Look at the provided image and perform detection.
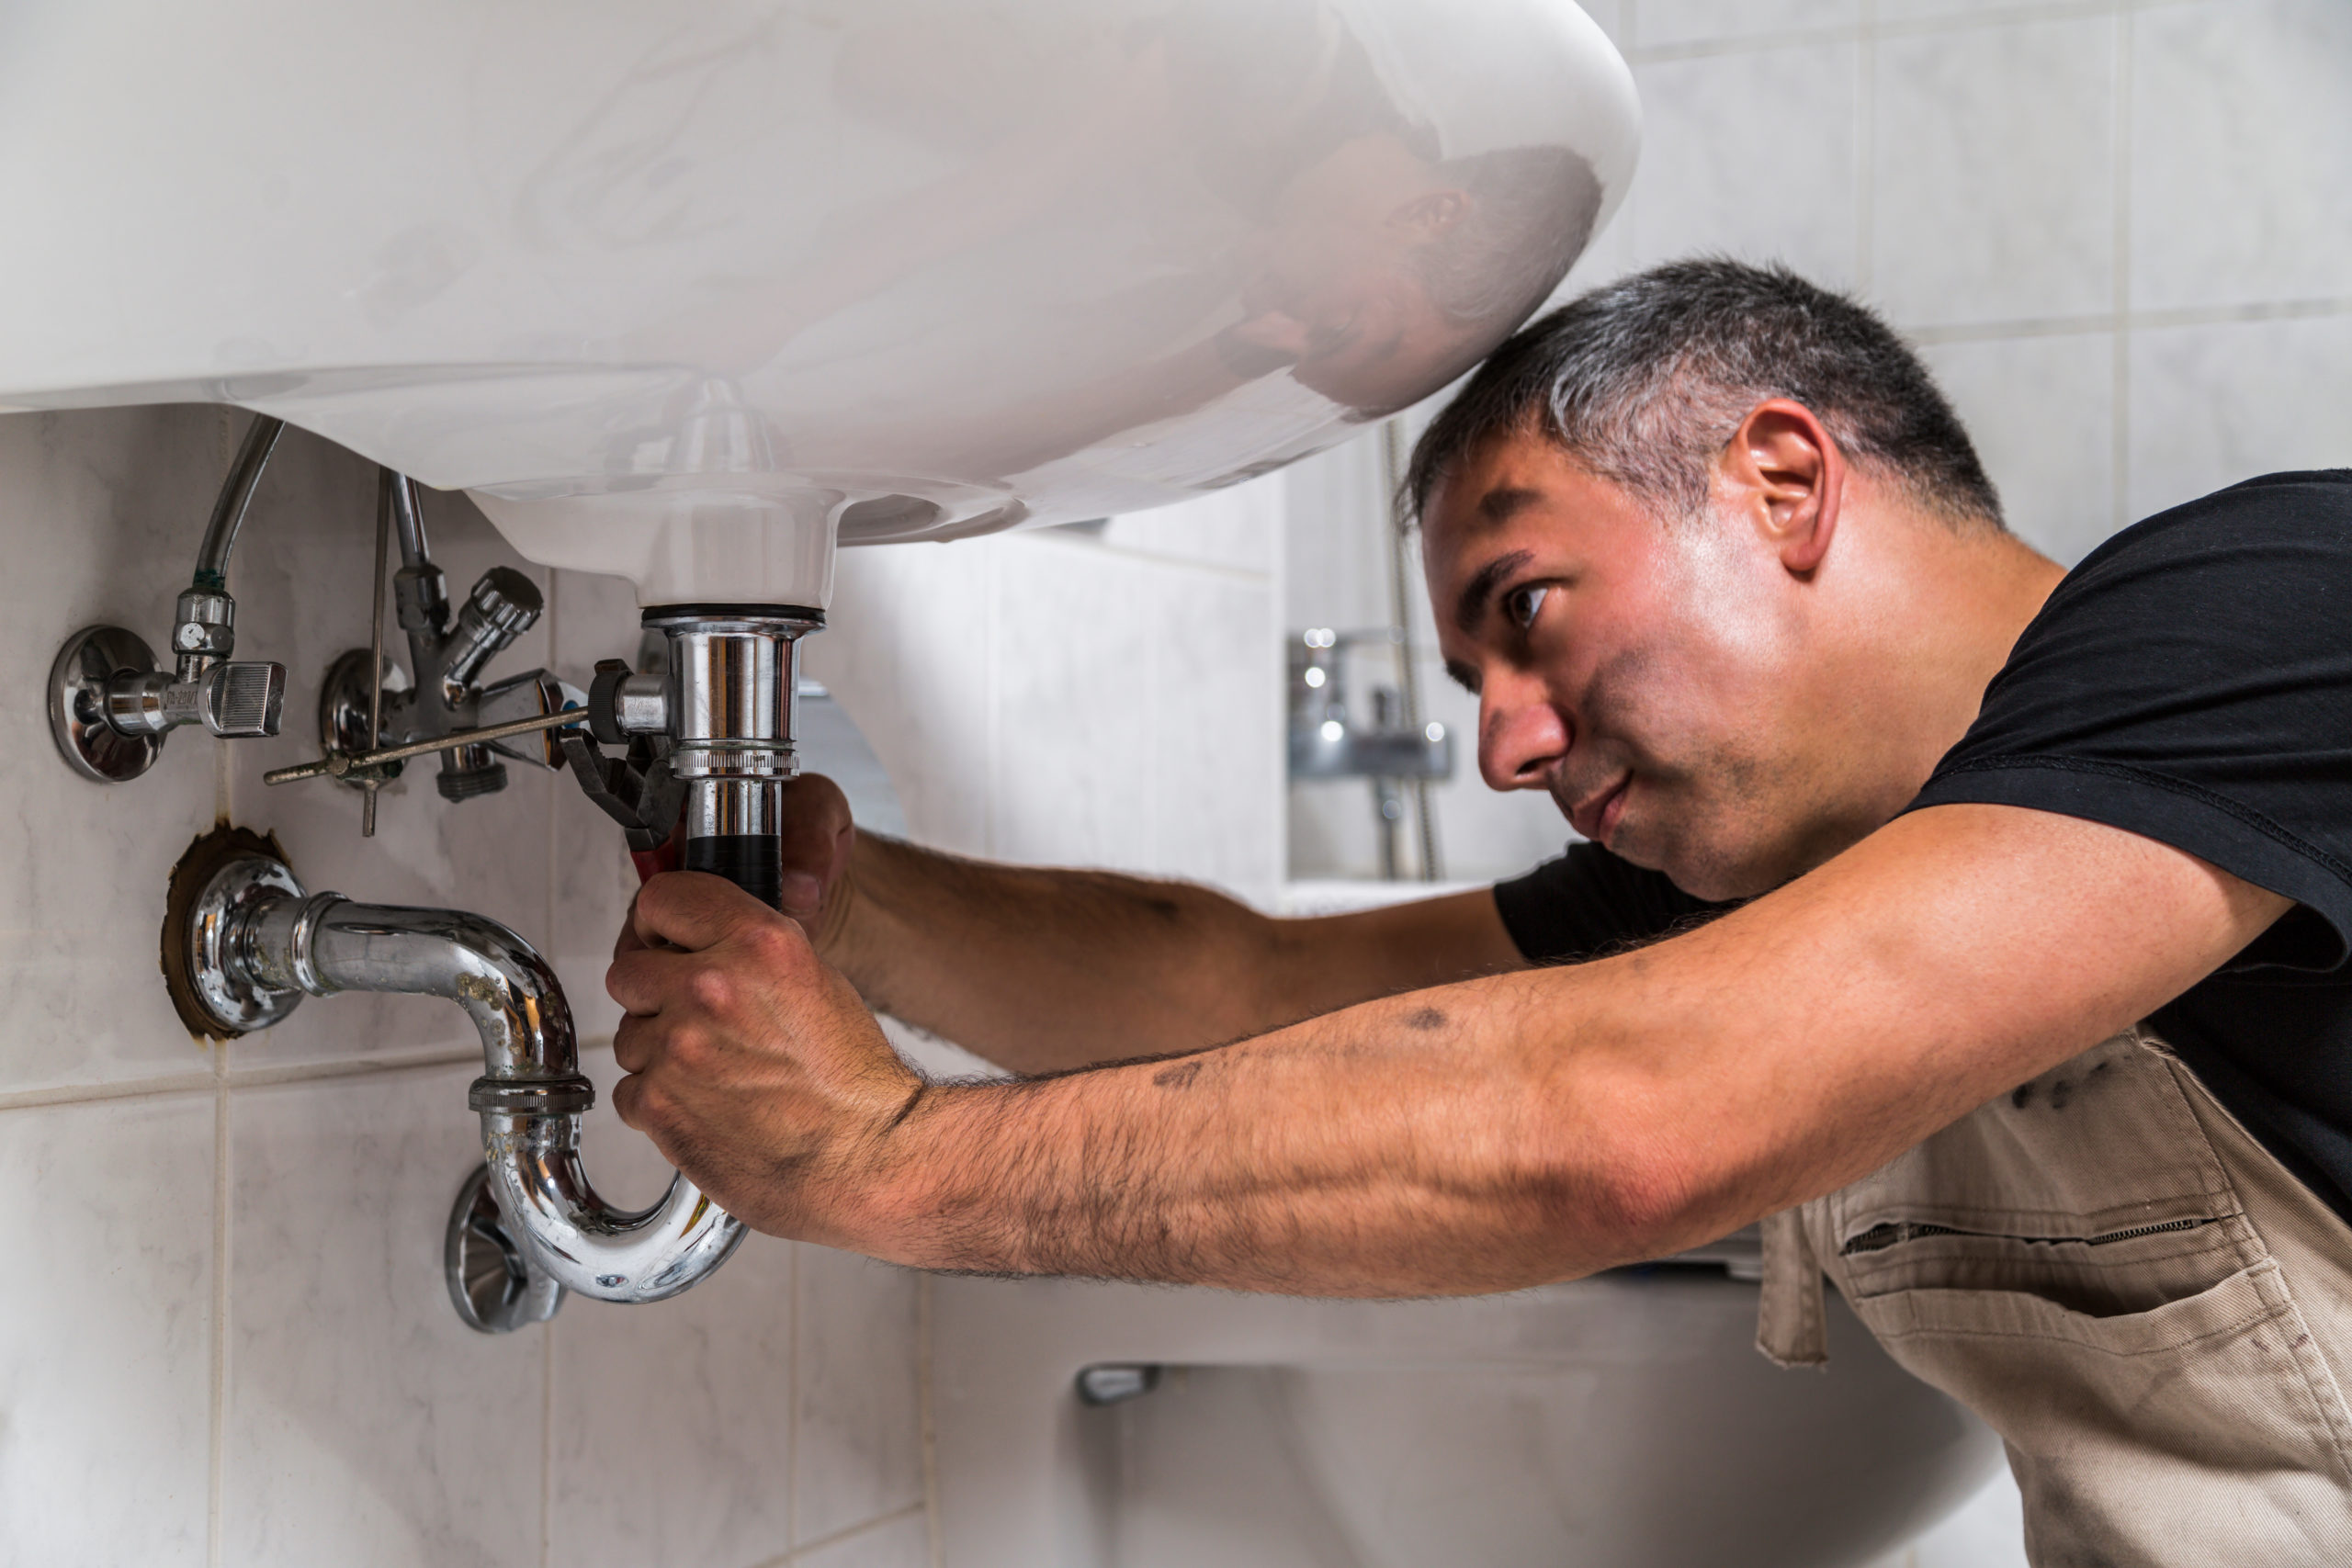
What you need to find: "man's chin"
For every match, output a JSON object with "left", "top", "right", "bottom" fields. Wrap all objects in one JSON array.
[{"left": 1617, "top": 832, "right": 1762, "bottom": 904}]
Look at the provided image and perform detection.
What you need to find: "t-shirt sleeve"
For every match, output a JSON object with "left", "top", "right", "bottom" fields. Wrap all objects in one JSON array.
[
  {"left": 1907, "top": 469, "right": 2352, "bottom": 971},
  {"left": 1493, "top": 840, "right": 1735, "bottom": 964}
]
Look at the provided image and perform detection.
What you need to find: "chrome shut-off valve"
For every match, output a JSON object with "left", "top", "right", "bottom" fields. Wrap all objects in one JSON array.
[
  {"left": 315, "top": 471, "right": 580, "bottom": 804},
  {"left": 50, "top": 413, "right": 290, "bottom": 783}
]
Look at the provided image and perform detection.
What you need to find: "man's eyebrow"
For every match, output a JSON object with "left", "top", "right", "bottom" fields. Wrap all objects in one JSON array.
[
  {"left": 1453, "top": 548, "right": 1534, "bottom": 635},
  {"left": 1444, "top": 659, "right": 1480, "bottom": 695}
]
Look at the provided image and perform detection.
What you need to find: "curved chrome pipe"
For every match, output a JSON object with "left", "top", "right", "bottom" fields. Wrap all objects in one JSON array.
[
  {"left": 193, "top": 412, "right": 284, "bottom": 590},
  {"left": 229, "top": 891, "right": 746, "bottom": 1303}
]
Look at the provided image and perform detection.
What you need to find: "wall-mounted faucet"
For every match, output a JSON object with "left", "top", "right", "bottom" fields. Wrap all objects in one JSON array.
[
  {"left": 49, "top": 413, "right": 289, "bottom": 782},
  {"left": 1287, "top": 627, "right": 1454, "bottom": 880}
]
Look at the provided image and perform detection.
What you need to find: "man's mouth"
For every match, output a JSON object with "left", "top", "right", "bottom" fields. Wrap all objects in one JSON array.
[{"left": 1567, "top": 776, "right": 1630, "bottom": 844}]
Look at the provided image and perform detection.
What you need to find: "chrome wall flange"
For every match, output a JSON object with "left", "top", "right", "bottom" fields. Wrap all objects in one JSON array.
[
  {"left": 182, "top": 852, "right": 313, "bottom": 1034},
  {"left": 446, "top": 1165, "right": 565, "bottom": 1334},
  {"left": 51, "top": 625, "right": 168, "bottom": 782}
]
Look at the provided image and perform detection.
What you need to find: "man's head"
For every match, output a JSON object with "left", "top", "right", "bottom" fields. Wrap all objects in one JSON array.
[{"left": 1411, "top": 260, "right": 2039, "bottom": 900}]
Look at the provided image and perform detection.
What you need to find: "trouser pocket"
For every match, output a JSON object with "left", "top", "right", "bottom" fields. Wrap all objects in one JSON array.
[{"left": 1849, "top": 1258, "right": 2352, "bottom": 1568}]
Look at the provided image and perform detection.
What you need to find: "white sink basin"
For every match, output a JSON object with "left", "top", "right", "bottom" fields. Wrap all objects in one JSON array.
[
  {"left": 0, "top": 0, "right": 1638, "bottom": 606},
  {"left": 933, "top": 1267, "right": 2004, "bottom": 1567}
]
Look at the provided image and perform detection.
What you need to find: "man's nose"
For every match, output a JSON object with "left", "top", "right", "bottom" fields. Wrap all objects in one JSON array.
[{"left": 1478, "top": 682, "right": 1570, "bottom": 791}]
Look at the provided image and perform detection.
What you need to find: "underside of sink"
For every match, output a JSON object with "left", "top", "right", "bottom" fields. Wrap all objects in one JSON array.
[{"left": 934, "top": 1269, "right": 2005, "bottom": 1568}]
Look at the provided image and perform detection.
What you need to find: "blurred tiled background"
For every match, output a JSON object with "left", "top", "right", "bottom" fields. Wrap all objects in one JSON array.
[{"left": 1289, "top": 0, "right": 2352, "bottom": 891}]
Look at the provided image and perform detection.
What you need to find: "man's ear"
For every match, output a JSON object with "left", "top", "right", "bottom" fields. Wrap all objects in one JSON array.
[
  {"left": 1720, "top": 400, "right": 1844, "bottom": 577},
  {"left": 1386, "top": 188, "right": 1470, "bottom": 243}
]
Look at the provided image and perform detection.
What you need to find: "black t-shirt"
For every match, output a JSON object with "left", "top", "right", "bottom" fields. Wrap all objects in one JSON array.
[{"left": 1495, "top": 470, "right": 2352, "bottom": 1227}]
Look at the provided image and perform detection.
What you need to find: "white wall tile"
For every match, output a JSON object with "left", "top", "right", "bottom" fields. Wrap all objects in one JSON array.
[
  {"left": 796, "top": 1248, "right": 926, "bottom": 1548},
  {"left": 1628, "top": 40, "right": 1860, "bottom": 289},
  {"left": 1633, "top": 0, "right": 1860, "bottom": 50},
  {"left": 986, "top": 536, "right": 1159, "bottom": 873},
  {"left": 810, "top": 541, "right": 998, "bottom": 858},
  {"left": 1283, "top": 435, "right": 1396, "bottom": 635},
  {"left": 2125, "top": 313, "right": 2352, "bottom": 524},
  {"left": 1098, "top": 480, "right": 1282, "bottom": 577},
  {"left": 1143, "top": 567, "right": 1283, "bottom": 905},
  {"left": 1918, "top": 330, "right": 2117, "bottom": 564},
  {"left": 2130, "top": 0, "right": 2352, "bottom": 313},
  {"left": 221, "top": 1064, "right": 542, "bottom": 1568},
  {"left": 0, "top": 408, "right": 234, "bottom": 1093},
  {"left": 550, "top": 1232, "right": 800, "bottom": 1568},
  {"left": 0, "top": 1094, "right": 214, "bottom": 1568},
  {"left": 1871, "top": 15, "right": 2117, "bottom": 328}
]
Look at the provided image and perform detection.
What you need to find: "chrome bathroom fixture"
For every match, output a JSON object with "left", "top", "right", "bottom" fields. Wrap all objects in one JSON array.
[
  {"left": 313, "top": 469, "right": 581, "bottom": 806},
  {"left": 1287, "top": 627, "right": 1454, "bottom": 879},
  {"left": 164, "top": 826, "right": 745, "bottom": 1332},
  {"left": 49, "top": 413, "right": 289, "bottom": 782},
  {"left": 556, "top": 605, "right": 824, "bottom": 907}
]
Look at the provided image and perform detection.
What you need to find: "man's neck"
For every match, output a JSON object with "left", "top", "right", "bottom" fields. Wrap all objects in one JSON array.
[{"left": 1872, "top": 523, "right": 2067, "bottom": 796}]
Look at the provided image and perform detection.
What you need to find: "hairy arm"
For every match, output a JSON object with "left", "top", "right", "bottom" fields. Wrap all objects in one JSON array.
[
  {"left": 777, "top": 777, "right": 1526, "bottom": 1072},
  {"left": 612, "top": 803, "right": 2288, "bottom": 1295}
]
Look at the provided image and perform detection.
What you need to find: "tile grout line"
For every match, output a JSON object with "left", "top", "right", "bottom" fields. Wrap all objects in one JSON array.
[
  {"left": 919, "top": 1273, "right": 944, "bottom": 1568},
  {"left": 2109, "top": 4, "right": 2134, "bottom": 534},
  {"left": 1901, "top": 296, "right": 2352, "bottom": 347},
  {"left": 1619, "top": 0, "right": 2132, "bottom": 65},
  {"left": 0, "top": 1043, "right": 488, "bottom": 1113},
  {"left": 746, "top": 1500, "right": 928, "bottom": 1568},
  {"left": 540, "top": 1316, "right": 556, "bottom": 1568},
  {"left": 1854, "top": 0, "right": 1876, "bottom": 296},
  {"left": 206, "top": 1072, "right": 231, "bottom": 1567},
  {"left": 1011, "top": 527, "right": 1277, "bottom": 585}
]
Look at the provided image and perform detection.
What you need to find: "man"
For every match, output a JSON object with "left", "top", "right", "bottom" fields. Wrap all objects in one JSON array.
[{"left": 606, "top": 260, "right": 2352, "bottom": 1562}]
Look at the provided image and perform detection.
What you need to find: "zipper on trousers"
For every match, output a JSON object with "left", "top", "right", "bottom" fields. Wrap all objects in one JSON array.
[{"left": 1840, "top": 1214, "right": 2222, "bottom": 1257}]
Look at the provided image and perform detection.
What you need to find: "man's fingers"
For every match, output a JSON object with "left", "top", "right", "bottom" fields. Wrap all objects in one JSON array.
[
  {"left": 605, "top": 947, "right": 687, "bottom": 1018},
  {"left": 633, "top": 870, "right": 775, "bottom": 953},
  {"left": 610, "top": 1067, "right": 646, "bottom": 1130},
  {"left": 612, "top": 1011, "right": 655, "bottom": 1074},
  {"left": 614, "top": 887, "right": 649, "bottom": 959}
]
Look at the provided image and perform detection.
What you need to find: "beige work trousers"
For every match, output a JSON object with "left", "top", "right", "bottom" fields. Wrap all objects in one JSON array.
[{"left": 1758, "top": 1027, "right": 2352, "bottom": 1564}]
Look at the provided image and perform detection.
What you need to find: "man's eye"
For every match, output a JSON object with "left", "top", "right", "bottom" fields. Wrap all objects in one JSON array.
[{"left": 1504, "top": 584, "right": 1549, "bottom": 630}]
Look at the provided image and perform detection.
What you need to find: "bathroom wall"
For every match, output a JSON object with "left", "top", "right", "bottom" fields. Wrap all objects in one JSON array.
[
  {"left": 0, "top": 402, "right": 1281, "bottom": 1567},
  {"left": 1288, "top": 0, "right": 2352, "bottom": 886}
]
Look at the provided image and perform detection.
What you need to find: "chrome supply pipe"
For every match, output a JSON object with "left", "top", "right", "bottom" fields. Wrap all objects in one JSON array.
[
  {"left": 196, "top": 854, "right": 746, "bottom": 1321},
  {"left": 181, "top": 412, "right": 285, "bottom": 679}
]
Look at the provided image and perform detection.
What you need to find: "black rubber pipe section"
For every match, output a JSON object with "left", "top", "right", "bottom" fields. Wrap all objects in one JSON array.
[{"left": 684, "top": 834, "right": 784, "bottom": 909}]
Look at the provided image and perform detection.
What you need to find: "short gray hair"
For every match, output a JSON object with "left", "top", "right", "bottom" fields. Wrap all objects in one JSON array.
[{"left": 1406, "top": 259, "right": 2003, "bottom": 529}]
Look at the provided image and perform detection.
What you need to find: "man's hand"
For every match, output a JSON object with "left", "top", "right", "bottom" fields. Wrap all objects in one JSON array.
[{"left": 606, "top": 870, "right": 917, "bottom": 1244}]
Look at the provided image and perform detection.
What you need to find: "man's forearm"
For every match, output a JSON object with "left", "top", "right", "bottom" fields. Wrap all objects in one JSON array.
[
  {"left": 824, "top": 833, "right": 1521, "bottom": 1075},
  {"left": 837, "top": 976, "right": 1664, "bottom": 1294}
]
